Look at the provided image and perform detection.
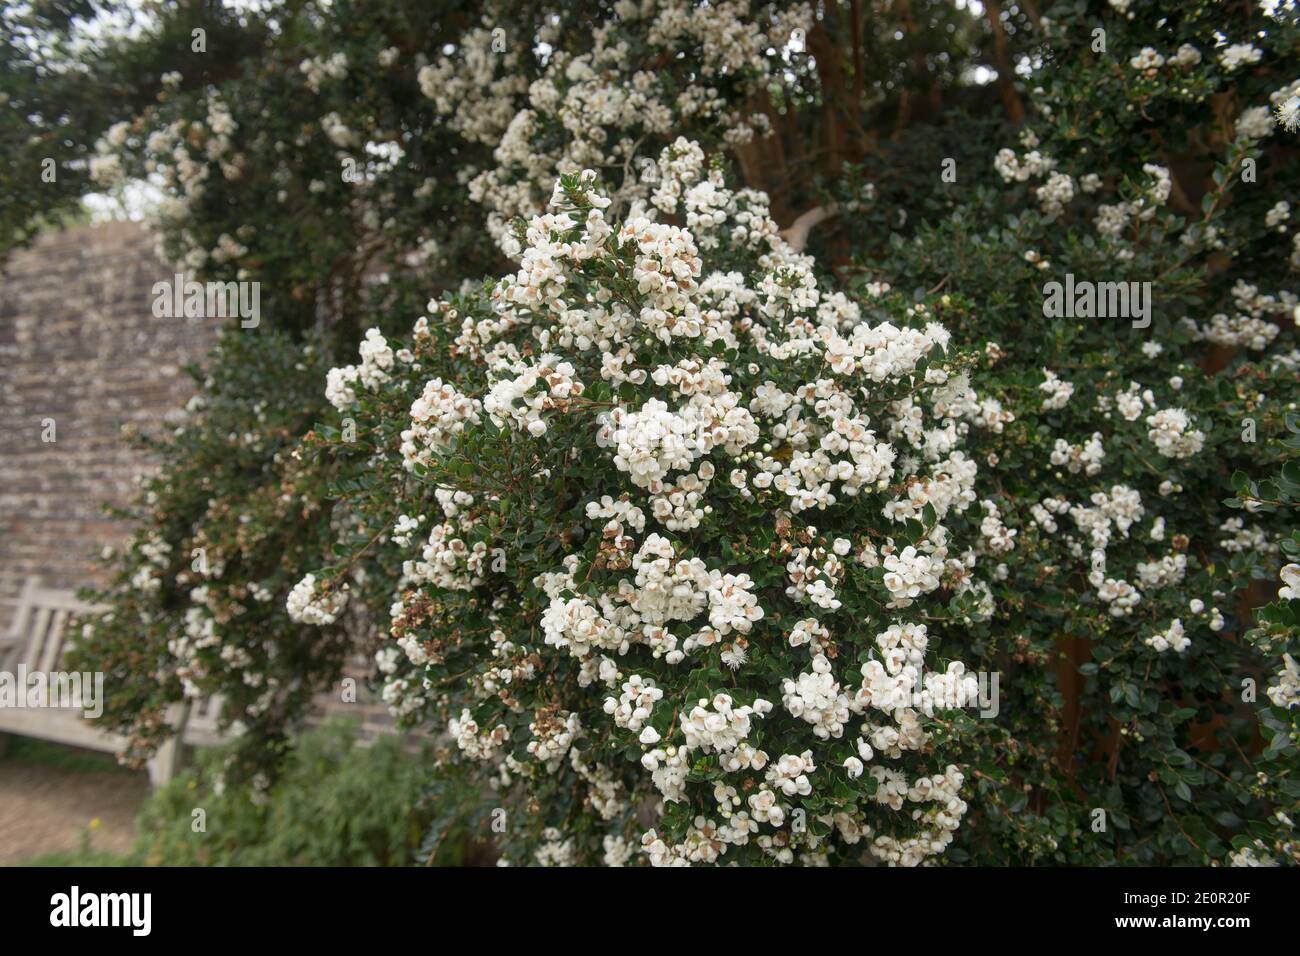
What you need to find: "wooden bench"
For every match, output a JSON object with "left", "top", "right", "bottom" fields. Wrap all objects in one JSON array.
[{"left": 0, "top": 577, "right": 222, "bottom": 784}]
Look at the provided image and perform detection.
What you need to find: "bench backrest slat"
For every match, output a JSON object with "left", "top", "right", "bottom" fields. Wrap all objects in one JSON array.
[
  {"left": 36, "top": 609, "right": 68, "bottom": 673},
  {"left": 4, "top": 579, "right": 37, "bottom": 671},
  {"left": 24, "top": 606, "right": 54, "bottom": 671}
]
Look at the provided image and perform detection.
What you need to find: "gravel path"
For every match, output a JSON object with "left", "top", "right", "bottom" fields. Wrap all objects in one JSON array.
[{"left": 0, "top": 753, "right": 149, "bottom": 864}]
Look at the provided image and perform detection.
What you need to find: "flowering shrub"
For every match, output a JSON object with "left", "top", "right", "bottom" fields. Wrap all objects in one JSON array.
[
  {"left": 67, "top": 0, "right": 869, "bottom": 795},
  {"left": 75, "top": 2, "right": 543, "bottom": 355},
  {"left": 56, "top": 0, "right": 1300, "bottom": 865},
  {"left": 1223, "top": 413, "right": 1300, "bottom": 865},
  {"left": 296, "top": 151, "right": 1008, "bottom": 865},
  {"left": 850, "top": 1, "right": 1300, "bottom": 864}
]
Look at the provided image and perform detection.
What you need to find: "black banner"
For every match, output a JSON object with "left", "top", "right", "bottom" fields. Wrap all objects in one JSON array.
[{"left": 0, "top": 865, "right": 1286, "bottom": 942}]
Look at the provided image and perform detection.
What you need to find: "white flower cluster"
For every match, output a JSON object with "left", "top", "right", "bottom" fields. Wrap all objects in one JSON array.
[
  {"left": 1265, "top": 564, "right": 1300, "bottom": 709},
  {"left": 1128, "top": 44, "right": 1202, "bottom": 73},
  {"left": 1183, "top": 280, "right": 1296, "bottom": 351},
  {"left": 401, "top": 378, "right": 482, "bottom": 472},
  {"left": 1096, "top": 578, "right": 1141, "bottom": 617},
  {"left": 858, "top": 623, "right": 979, "bottom": 720},
  {"left": 1050, "top": 433, "right": 1105, "bottom": 476},
  {"left": 1136, "top": 553, "right": 1187, "bottom": 589},
  {"left": 1238, "top": 105, "right": 1277, "bottom": 141},
  {"left": 678, "top": 693, "right": 769, "bottom": 753},
  {"left": 607, "top": 398, "right": 705, "bottom": 488},
  {"left": 1038, "top": 368, "right": 1074, "bottom": 410},
  {"left": 1229, "top": 839, "right": 1282, "bottom": 867},
  {"left": 604, "top": 675, "right": 664, "bottom": 735},
  {"left": 1090, "top": 164, "right": 1173, "bottom": 240},
  {"left": 450, "top": 708, "right": 510, "bottom": 760},
  {"left": 1035, "top": 171, "right": 1076, "bottom": 218},
  {"left": 1219, "top": 43, "right": 1263, "bottom": 72},
  {"left": 781, "top": 655, "right": 850, "bottom": 740},
  {"left": 389, "top": 491, "right": 494, "bottom": 609},
  {"left": 1145, "top": 407, "right": 1205, "bottom": 459},
  {"left": 994, "top": 146, "right": 1055, "bottom": 183},
  {"left": 1268, "top": 653, "right": 1300, "bottom": 709},
  {"left": 881, "top": 546, "right": 945, "bottom": 609},
  {"left": 1145, "top": 618, "right": 1190, "bottom": 654},
  {"left": 1219, "top": 517, "right": 1278, "bottom": 555},
  {"left": 484, "top": 355, "right": 585, "bottom": 436},
  {"left": 299, "top": 52, "right": 348, "bottom": 92},
  {"left": 526, "top": 710, "right": 582, "bottom": 770},
  {"left": 785, "top": 551, "right": 843, "bottom": 611},
  {"left": 766, "top": 751, "right": 817, "bottom": 797},
  {"left": 285, "top": 573, "right": 348, "bottom": 626},
  {"left": 980, "top": 500, "right": 1018, "bottom": 554},
  {"left": 326, "top": 328, "right": 397, "bottom": 412}
]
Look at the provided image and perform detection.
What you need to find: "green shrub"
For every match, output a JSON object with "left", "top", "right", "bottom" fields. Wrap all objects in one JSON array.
[{"left": 135, "top": 720, "right": 451, "bottom": 866}]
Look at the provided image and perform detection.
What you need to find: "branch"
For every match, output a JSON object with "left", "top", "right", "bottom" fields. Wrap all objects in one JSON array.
[{"left": 779, "top": 204, "right": 839, "bottom": 252}]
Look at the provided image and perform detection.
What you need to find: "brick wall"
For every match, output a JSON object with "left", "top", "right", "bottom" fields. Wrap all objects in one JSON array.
[
  {"left": 0, "top": 221, "right": 392, "bottom": 741},
  {"left": 0, "top": 221, "right": 220, "bottom": 635}
]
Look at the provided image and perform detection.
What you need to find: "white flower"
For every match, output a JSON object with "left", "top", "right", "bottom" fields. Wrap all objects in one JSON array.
[
  {"left": 1280, "top": 564, "right": 1300, "bottom": 601},
  {"left": 1129, "top": 47, "right": 1165, "bottom": 72},
  {"left": 1219, "top": 43, "right": 1263, "bottom": 72}
]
